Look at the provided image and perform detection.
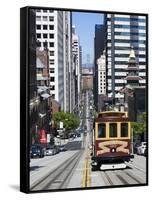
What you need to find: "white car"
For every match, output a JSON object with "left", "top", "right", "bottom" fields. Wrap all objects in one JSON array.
[
  {"left": 45, "top": 147, "right": 56, "bottom": 156},
  {"left": 137, "top": 142, "right": 147, "bottom": 155}
]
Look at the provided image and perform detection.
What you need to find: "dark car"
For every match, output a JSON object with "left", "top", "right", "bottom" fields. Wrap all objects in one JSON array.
[{"left": 30, "top": 145, "right": 45, "bottom": 158}]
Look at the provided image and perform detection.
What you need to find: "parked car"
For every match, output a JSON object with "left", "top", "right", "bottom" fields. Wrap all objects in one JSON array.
[
  {"left": 59, "top": 145, "right": 67, "bottom": 152},
  {"left": 136, "top": 142, "right": 147, "bottom": 155},
  {"left": 30, "top": 145, "right": 45, "bottom": 158},
  {"left": 45, "top": 146, "right": 56, "bottom": 156},
  {"left": 55, "top": 145, "right": 60, "bottom": 154}
]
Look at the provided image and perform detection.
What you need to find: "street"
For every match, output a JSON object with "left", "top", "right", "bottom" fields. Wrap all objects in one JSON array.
[{"left": 30, "top": 90, "right": 147, "bottom": 191}]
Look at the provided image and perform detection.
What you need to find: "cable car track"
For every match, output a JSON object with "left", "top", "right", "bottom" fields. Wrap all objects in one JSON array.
[
  {"left": 98, "top": 167, "right": 145, "bottom": 186},
  {"left": 30, "top": 150, "right": 82, "bottom": 191}
]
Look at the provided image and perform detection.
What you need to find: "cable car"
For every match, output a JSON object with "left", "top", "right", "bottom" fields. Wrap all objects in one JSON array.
[{"left": 91, "top": 111, "right": 134, "bottom": 170}]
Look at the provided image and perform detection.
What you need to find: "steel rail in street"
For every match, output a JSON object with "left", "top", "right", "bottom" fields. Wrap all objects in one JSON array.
[{"left": 30, "top": 150, "right": 82, "bottom": 191}]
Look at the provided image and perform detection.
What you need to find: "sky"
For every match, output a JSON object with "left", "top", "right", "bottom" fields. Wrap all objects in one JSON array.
[{"left": 72, "top": 12, "right": 104, "bottom": 65}]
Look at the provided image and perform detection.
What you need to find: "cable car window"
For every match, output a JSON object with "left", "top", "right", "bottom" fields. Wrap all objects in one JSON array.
[
  {"left": 121, "top": 123, "right": 128, "bottom": 137},
  {"left": 98, "top": 123, "right": 106, "bottom": 138},
  {"left": 109, "top": 123, "right": 117, "bottom": 137}
]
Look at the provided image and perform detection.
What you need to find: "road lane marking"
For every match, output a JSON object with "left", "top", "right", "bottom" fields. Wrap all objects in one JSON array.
[{"left": 82, "top": 148, "right": 91, "bottom": 187}]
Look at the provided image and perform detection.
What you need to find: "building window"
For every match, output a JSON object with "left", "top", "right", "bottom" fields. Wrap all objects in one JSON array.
[
  {"left": 43, "top": 10, "right": 47, "bottom": 13},
  {"left": 50, "top": 51, "right": 54, "bottom": 56},
  {"left": 36, "top": 16, "right": 41, "bottom": 21},
  {"left": 43, "top": 34, "right": 48, "bottom": 39},
  {"left": 50, "top": 68, "right": 54, "bottom": 73},
  {"left": 43, "top": 16, "right": 48, "bottom": 21},
  {"left": 37, "top": 34, "right": 41, "bottom": 39},
  {"left": 50, "top": 77, "right": 55, "bottom": 82},
  {"left": 49, "top": 10, "right": 54, "bottom": 13},
  {"left": 49, "top": 34, "right": 54, "bottom": 39},
  {"left": 37, "top": 25, "right": 41, "bottom": 30},
  {"left": 43, "top": 25, "right": 48, "bottom": 30},
  {"left": 50, "top": 59, "right": 54, "bottom": 65},
  {"left": 49, "top": 42, "right": 54, "bottom": 47},
  {"left": 37, "top": 42, "right": 41, "bottom": 47},
  {"left": 50, "top": 85, "right": 55, "bottom": 90},
  {"left": 49, "top": 16, "right": 54, "bottom": 21},
  {"left": 36, "top": 9, "right": 41, "bottom": 12},
  {"left": 49, "top": 25, "right": 54, "bottom": 30}
]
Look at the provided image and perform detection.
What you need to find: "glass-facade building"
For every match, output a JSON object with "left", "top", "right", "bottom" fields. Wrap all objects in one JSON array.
[{"left": 106, "top": 14, "right": 147, "bottom": 102}]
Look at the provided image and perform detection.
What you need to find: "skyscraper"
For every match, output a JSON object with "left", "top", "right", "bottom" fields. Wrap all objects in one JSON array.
[
  {"left": 97, "top": 50, "right": 106, "bottom": 95},
  {"left": 106, "top": 14, "right": 146, "bottom": 103},
  {"left": 36, "top": 9, "right": 72, "bottom": 112},
  {"left": 72, "top": 25, "right": 81, "bottom": 113},
  {"left": 94, "top": 21, "right": 106, "bottom": 111}
]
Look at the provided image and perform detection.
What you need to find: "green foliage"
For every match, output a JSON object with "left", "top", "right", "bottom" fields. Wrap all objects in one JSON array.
[
  {"left": 131, "top": 112, "right": 146, "bottom": 135},
  {"left": 53, "top": 112, "right": 80, "bottom": 132}
]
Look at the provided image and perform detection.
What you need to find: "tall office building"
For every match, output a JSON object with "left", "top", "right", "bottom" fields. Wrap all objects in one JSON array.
[
  {"left": 63, "top": 12, "right": 72, "bottom": 112},
  {"left": 72, "top": 25, "right": 81, "bottom": 113},
  {"left": 106, "top": 14, "right": 146, "bottom": 103},
  {"left": 97, "top": 50, "right": 106, "bottom": 95},
  {"left": 29, "top": 9, "right": 39, "bottom": 145},
  {"left": 36, "top": 9, "right": 72, "bottom": 112},
  {"left": 94, "top": 20, "right": 106, "bottom": 110}
]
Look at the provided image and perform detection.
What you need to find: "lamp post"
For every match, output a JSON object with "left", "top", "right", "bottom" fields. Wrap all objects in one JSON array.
[{"left": 35, "top": 124, "right": 38, "bottom": 144}]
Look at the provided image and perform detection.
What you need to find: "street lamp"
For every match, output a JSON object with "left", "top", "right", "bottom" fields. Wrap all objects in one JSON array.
[{"left": 35, "top": 124, "right": 38, "bottom": 144}]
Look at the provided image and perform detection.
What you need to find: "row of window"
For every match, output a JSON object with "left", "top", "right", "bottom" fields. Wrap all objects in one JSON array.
[
  {"left": 114, "top": 39, "right": 146, "bottom": 44},
  {"left": 110, "top": 61, "right": 146, "bottom": 65},
  {"left": 107, "top": 39, "right": 146, "bottom": 44},
  {"left": 100, "top": 76, "right": 106, "bottom": 79},
  {"left": 36, "top": 16, "right": 54, "bottom": 21},
  {"left": 114, "top": 32, "right": 146, "bottom": 37},
  {"left": 37, "top": 41, "right": 54, "bottom": 48},
  {"left": 107, "top": 47, "right": 146, "bottom": 51},
  {"left": 100, "top": 82, "right": 106, "bottom": 86},
  {"left": 98, "top": 123, "right": 128, "bottom": 138},
  {"left": 113, "top": 17, "right": 146, "bottom": 23},
  {"left": 36, "top": 9, "right": 54, "bottom": 13},
  {"left": 37, "top": 33, "right": 54, "bottom": 39},
  {"left": 113, "top": 68, "right": 145, "bottom": 72},
  {"left": 113, "top": 54, "right": 146, "bottom": 58},
  {"left": 36, "top": 24, "right": 54, "bottom": 30},
  {"left": 114, "top": 24, "right": 145, "bottom": 29}
]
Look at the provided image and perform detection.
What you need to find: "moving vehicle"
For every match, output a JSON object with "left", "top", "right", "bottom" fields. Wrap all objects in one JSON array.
[
  {"left": 91, "top": 111, "right": 134, "bottom": 170},
  {"left": 30, "top": 145, "right": 45, "bottom": 158}
]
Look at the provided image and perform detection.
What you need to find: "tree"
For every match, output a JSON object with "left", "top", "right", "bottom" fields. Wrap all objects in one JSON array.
[
  {"left": 53, "top": 112, "right": 80, "bottom": 133},
  {"left": 131, "top": 112, "right": 146, "bottom": 136}
]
